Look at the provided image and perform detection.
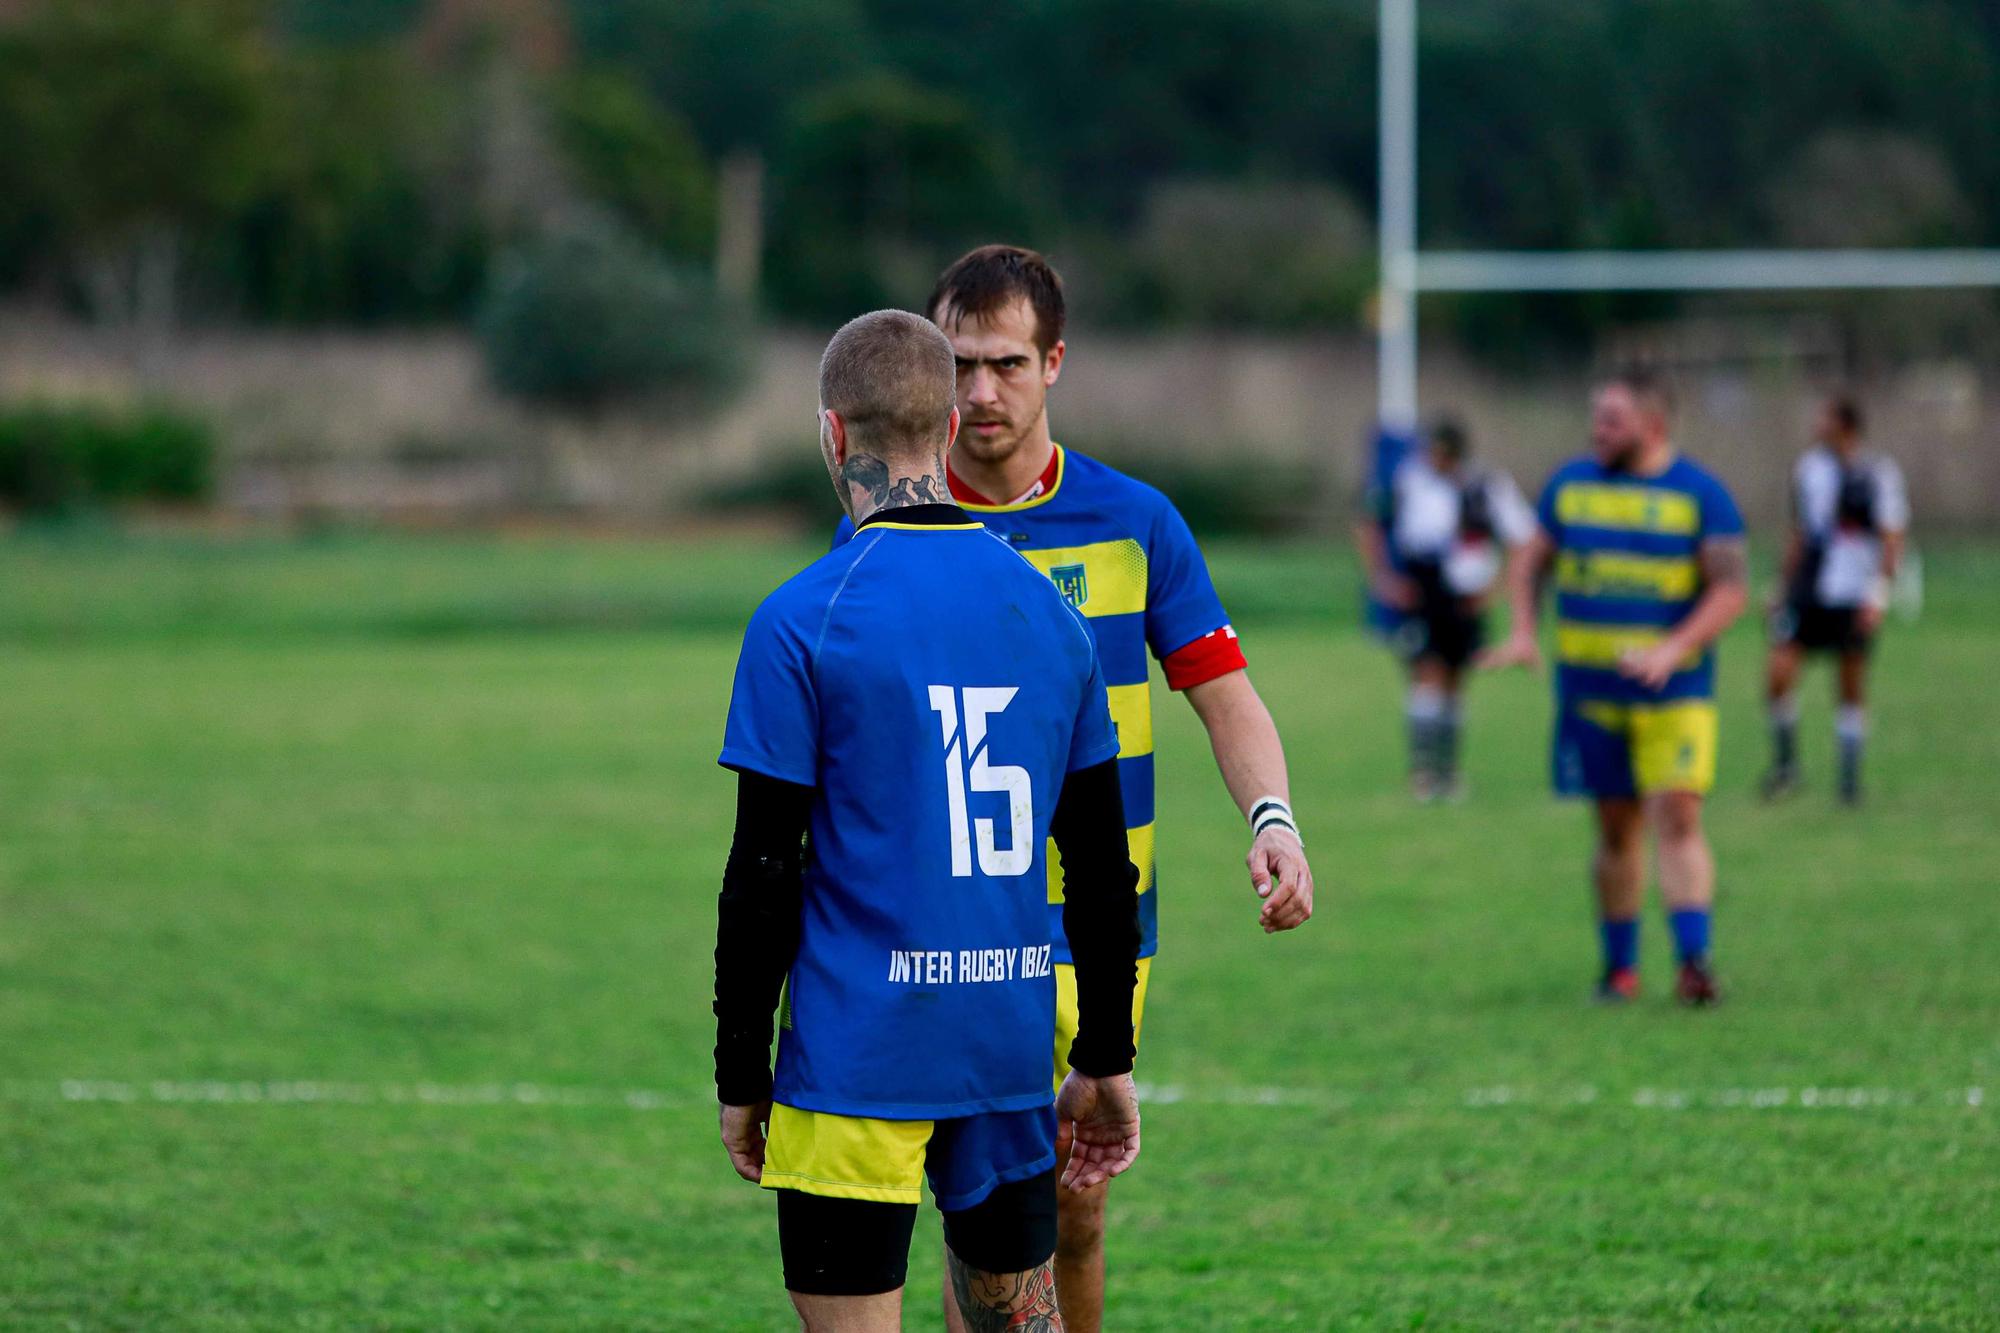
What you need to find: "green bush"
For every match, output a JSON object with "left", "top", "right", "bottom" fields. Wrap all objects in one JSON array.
[
  {"left": 0, "top": 404, "right": 214, "bottom": 513},
  {"left": 478, "top": 224, "right": 750, "bottom": 410}
]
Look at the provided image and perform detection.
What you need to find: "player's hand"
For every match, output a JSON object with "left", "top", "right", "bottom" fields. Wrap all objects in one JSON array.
[
  {"left": 1617, "top": 642, "right": 1683, "bottom": 692},
  {"left": 719, "top": 1100, "right": 772, "bottom": 1183},
  {"left": 1373, "top": 572, "right": 1419, "bottom": 611},
  {"left": 1857, "top": 602, "right": 1885, "bottom": 637},
  {"left": 1248, "top": 824, "right": 1313, "bottom": 933},
  {"left": 1479, "top": 631, "right": 1541, "bottom": 672},
  {"left": 1054, "top": 1071, "right": 1141, "bottom": 1192}
]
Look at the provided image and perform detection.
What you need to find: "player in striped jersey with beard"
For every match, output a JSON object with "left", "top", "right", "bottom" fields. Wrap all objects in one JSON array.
[
  {"left": 835, "top": 246, "right": 1317, "bottom": 1332},
  {"left": 1485, "top": 369, "right": 1748, "bottom": 1006}
]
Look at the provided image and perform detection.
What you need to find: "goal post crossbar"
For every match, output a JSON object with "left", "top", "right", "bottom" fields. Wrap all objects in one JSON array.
[{"left": 1402, "top": 249, "right": 2000, "bottom": 294}]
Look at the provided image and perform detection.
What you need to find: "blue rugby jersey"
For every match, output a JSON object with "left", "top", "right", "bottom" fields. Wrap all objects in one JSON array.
[
  {"left": 722, "top": 512, "right": 1120, "bottom": 1119},
  {"left": 1534, "top": 455, "right": 1746, "bottom": 703},
  {"left": 835, "top": 445, "right": 1237, "bottom": 963}
]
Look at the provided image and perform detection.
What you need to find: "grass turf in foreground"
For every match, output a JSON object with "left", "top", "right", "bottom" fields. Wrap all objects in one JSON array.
[{"left": 0, "top": 535, "right": 1995, "bottom": 1329}]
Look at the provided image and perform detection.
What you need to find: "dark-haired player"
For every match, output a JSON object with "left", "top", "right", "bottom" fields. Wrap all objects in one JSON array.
[
  {"left": 836, "top": 246, "right": 1316, "bottom": 1332},
  {"left": 1762, "top": 395, "right": 1909, "bottom": 805},
  {"left": 1486, "top": 371, "right": 1748, "bottom": 1006},
  {"left": 1358, "top": 415, "right": 1536, "bottom": 799},
  {"left": 716, "top": 310, "right": 1143, "bottom": 1330}
]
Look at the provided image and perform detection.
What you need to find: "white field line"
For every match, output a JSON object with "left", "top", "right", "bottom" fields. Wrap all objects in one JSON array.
[{"left": 0, "top": 1078, "right": 1983, "bottom": 1113}]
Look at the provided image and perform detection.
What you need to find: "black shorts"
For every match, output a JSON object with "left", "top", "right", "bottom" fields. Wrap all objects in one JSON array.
[
  {"left": 1393, "top": 589, "right": 1486, "bottom": 669},
  {"left": 1772, "top": 600, "right": 1873, "bottom": 655},
  {"left": 776, "top": 1168, "right": 1058, "bottom": 1297}
]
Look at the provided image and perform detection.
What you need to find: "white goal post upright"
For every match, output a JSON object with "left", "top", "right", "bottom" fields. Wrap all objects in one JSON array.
[
  {"left": 1374, "top": 0, "right": 2000, "bottom": 430},
  {"left": 1377, "top": 0, "right": 1420, "bottom": 434}
]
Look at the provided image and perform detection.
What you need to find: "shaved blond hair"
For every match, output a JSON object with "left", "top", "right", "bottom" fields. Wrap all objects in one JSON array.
[{"left": 819, "top": 310, "right": 956, "bottom": 460}]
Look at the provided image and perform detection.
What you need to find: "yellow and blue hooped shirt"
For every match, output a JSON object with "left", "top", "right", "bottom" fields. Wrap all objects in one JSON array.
[
  {"left": 835, "top": 445, "right": 1241, "bottom": 963},
  {"left": 1535, "top": 454, "right": 1745, "bottom": 704}
]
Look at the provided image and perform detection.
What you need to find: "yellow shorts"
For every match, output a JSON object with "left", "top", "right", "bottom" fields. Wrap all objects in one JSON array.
[
  {"left": 762, "top": 1102, "right": 1057, "bottom": 1211},
  {"left": 762, "top": 958, "right": 1152, "bottom": 1208},
  {"left": 1052, "top": 956, "right": 1152, "bottom": 1090},
  {"left": 1557, "top": 698, "right": 1717, "bottom": 798}
]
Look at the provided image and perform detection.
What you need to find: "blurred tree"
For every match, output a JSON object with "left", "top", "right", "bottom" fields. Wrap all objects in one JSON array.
[
  {"left": 0, "top": 0, "right": 273, "bottom": 331},
  {"left": 415, "top": 0, "right": 574, "bottom": 245},
  {"left": 766, "top": 72, "right": 1033, "bottom": 318},
  {"left": 1126, "top": 179, "right": 1373, "bottom": 327},
  {"left": 2, "top": 0, "right": 1994, "bottom": 343},
  {"left": 570, "top": 0, "right": 873, "bottom": 154},
  {"left": 1764, "top": 129, "right": 1994, "bottom": 358},
  {"left": 1766, "top": 130, "right": 1971, "bottom": 250},
  {"left": 873, "top": 0, "right": 1375, "bottom": 229},
  {"left": 273, "top": 0, "right": 428, "bottom": 44},
  {"left": 228, "top": 45, "right": 487, "bottom": 323},
  {"left": 478, "top": 222, "right": 749, "bottom": 410},
  {"left": 551, "top": 71, "right": 714, "bottom": 262}
]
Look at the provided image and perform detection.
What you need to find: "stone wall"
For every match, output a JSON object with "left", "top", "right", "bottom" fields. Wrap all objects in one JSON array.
[{"left": 2, "top": 309, "right": 1991, "bottom": 528}]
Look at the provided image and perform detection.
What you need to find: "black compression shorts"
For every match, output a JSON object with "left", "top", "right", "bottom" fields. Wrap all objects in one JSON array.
[
  {"left": 776, "top": 1168, "right": 1058, "bottom": 1296},
  {"left": 1772, "top": 600, "right": 1873, "bottom": 655}
]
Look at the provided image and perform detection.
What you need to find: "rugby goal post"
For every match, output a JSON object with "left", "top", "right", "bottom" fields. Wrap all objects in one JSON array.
[{"left": 1375, "top": 0, "right": 2000, "bottom": 433}]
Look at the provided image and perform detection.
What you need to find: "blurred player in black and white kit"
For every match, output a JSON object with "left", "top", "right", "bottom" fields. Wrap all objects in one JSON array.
[
  {"left": 1762, "top": 394, "right": 1909, "bottom": 805},
  {"left": 1360, "top": 417, "right": 1536, "bottom": 800}
]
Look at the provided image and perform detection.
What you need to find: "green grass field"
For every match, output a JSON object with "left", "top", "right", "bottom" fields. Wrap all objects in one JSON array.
[{"left": 2, "top": 529, "right": 1996, "bottom": 1330}]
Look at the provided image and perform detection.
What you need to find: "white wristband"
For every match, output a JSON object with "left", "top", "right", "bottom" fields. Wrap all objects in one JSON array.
[{"left": 1248, "top": 795, "right": 1301, "bottom": 845}]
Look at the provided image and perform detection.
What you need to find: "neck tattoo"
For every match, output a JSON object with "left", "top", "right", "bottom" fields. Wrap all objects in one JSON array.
[{"left": 843, "top": 450, "right": 950, "bottom": 520}]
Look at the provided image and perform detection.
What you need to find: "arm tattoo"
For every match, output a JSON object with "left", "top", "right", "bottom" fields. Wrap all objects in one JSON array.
[
  {"left": 1700, "top": 538, "right": 1748, "bottom": 589},
  {"left": 946, "top": 1253, "right": 1062, "bottom": 1332},
  {"left": 840, "top": 452, "right": 891, "bottom": 507}
]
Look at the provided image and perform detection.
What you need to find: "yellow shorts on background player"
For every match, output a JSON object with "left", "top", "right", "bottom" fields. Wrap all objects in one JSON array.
[{"left": 1054, "top": 957, "right": 1152, "bottom": 1088}]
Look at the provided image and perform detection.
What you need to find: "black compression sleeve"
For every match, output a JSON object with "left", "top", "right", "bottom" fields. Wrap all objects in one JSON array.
[
  {"left": 1050, "top": 758, "right": 1141, "bottom": 1078},
  {"left": 713, "top": 770, "right": 813, "bottom": 1106}
]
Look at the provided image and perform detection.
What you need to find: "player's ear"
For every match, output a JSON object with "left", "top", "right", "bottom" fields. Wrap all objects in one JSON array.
[
  {"left": 1042, "top": 339, "right": 1066, "bottom": 387},
  {"left": 944, "top": 405, "right": 961, "bottom": 454},
  {"left": 821, "top": 408, "right": 848, "bottom": 464}
]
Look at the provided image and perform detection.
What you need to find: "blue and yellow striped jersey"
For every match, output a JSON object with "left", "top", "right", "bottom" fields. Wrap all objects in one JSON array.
[
  {"left": 835, "top": 445, "right": 1235, "bottom": 962},
  {"left": 1535, "top": 455, "right": 1746, "bottom": 703}
]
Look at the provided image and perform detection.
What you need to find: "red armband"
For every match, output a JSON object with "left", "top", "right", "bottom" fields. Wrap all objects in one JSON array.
[{"left": 1162, "top": 625, "right": 1247, "bottom": 691}]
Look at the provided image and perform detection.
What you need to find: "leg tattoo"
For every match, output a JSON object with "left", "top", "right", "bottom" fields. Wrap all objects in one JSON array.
[{"left": 946, "top": 1252, "right": 1062, "bottom": 1332}]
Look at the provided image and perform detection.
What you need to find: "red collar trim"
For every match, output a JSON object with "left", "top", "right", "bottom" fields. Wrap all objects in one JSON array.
[{"left": 948, "top": 445, "right": 1061, "bottom": 507}]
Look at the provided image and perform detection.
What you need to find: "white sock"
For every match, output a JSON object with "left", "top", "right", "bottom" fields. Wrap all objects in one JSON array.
[{"left": 1836, "top": 705, "right": 1867, "bottom": 745}]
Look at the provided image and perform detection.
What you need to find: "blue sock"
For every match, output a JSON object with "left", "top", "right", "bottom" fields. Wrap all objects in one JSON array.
[
  {"left": 1669, "top": 908, "right": 1711, "bottom": 963},
  {"left": 1600, "top": 918, "right": 1639, "bottom": 973}
]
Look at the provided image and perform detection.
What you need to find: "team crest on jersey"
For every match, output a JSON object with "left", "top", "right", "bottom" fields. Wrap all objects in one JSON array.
[{"left": 1049, "top": 564, "right": 1089, "bottom": 608}]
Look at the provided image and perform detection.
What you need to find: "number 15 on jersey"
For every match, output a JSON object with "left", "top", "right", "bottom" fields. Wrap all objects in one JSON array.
[{"left": 927, "top": 685, "right": 1034, "bottom": 878}]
